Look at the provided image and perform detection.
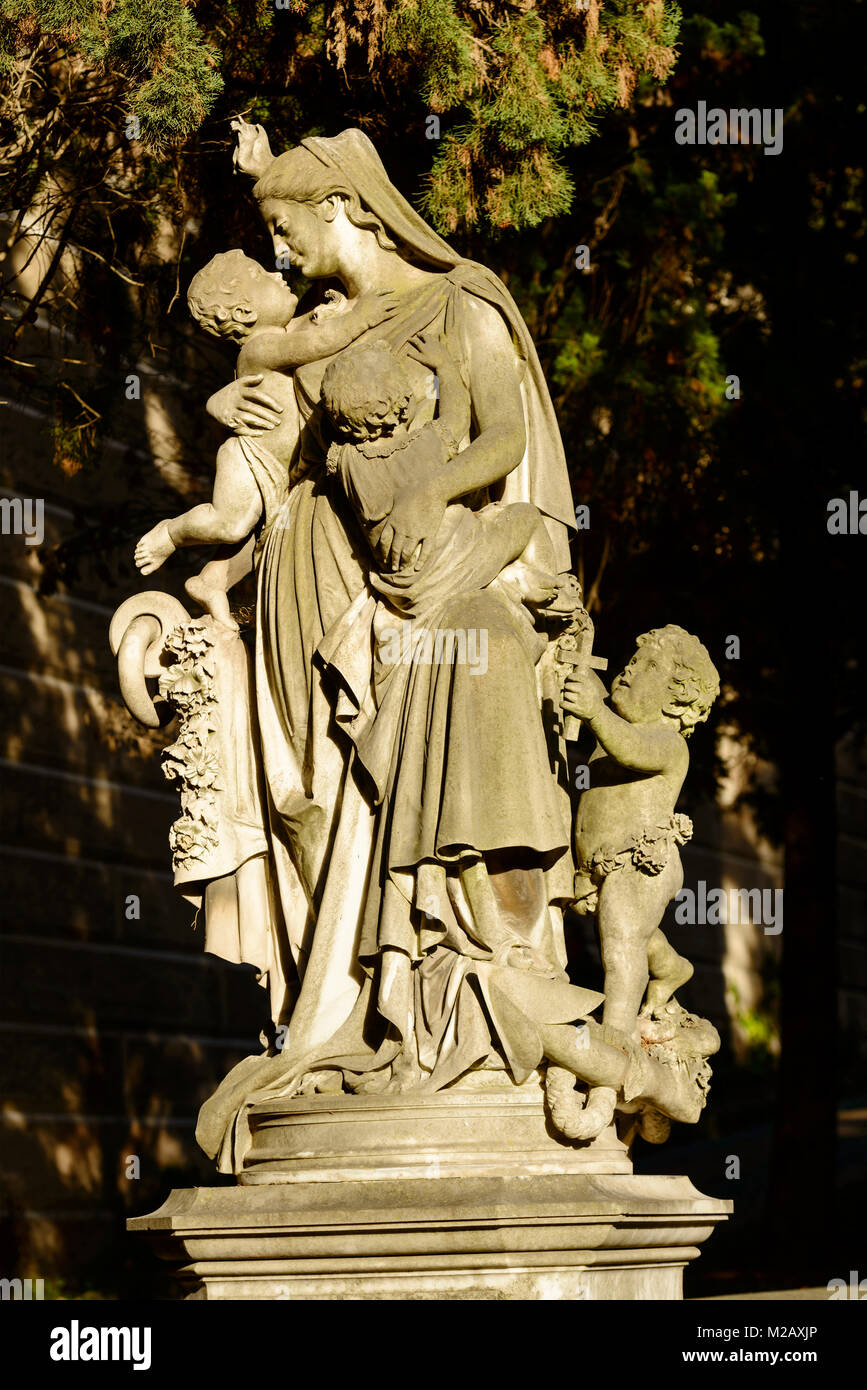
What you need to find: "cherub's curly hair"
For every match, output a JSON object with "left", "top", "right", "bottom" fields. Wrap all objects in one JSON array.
[
  {"left": 637, "top": 625, "right": 720, "bottom": 737},
  {"left": 321, "top": 341, "right": 413, "bottom": 435},
  {"left": 187, "top": 250, "right": 259, "bottom": 343}
]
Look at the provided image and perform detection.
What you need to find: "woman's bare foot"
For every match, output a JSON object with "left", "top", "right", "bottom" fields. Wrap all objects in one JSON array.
[
  {"left": 185, "top": 574, "right": 239, "bottom": 631},
  {"left": 134, "top": 520, "right": 175, "bottom": 575},
  {"left": 492, "top": 940, "right": 562, "bottom": 979}
]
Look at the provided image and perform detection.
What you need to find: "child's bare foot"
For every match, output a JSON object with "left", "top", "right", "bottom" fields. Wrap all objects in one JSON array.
[
  {"left": 498, "top": 559, "right": 559, "bottom": 607},
  {"left": 185, "top": 574, "right": 239, "bottom": 630},
  {"left": 541, "top": 571, "right": 584, "bottom": 616},
  {"left": 135, "top": 520, "right": 175, "bottom": 575},
  {"left": 642, "top": 954, "right": 694, "bottom": 1015}
]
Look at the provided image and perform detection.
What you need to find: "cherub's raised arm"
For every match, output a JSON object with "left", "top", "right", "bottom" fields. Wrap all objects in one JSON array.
[
  {"left": 587, "top": 705, "right": 684, "bottom": 774},
  {"left": 134, "top": 441, "right": 262, "bottom": 576},
  {"left": 561, "top": 668, "right": 686, "bottom": 774}
]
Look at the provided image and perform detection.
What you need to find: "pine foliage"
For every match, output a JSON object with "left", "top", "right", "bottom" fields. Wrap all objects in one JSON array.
[{"left": 0, "top": 0, "right": 222, "bottom": 147}]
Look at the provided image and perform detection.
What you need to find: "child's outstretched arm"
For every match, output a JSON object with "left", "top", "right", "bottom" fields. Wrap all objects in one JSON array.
[
  {"left": 237, "top": 290, "right": 399, "bottom": 375},
  {"left": 562, "top": 668, "right": 685, "bottom": 773},
  {"left": 135, "top": 441, "right": 262, "bottom": 575}
]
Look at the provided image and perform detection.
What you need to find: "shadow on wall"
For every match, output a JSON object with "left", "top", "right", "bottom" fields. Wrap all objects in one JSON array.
[{"left": 0, "top": 380, "right": 267, "bottom": 1296}]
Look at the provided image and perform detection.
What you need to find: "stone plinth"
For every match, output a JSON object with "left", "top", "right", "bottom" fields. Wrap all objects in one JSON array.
[
  {"left": 129, "top": 1087, "right": 730, "bottom": 1299},
  {"left": 241, "top": 1083, "right": 633, "bottom": 1183}
]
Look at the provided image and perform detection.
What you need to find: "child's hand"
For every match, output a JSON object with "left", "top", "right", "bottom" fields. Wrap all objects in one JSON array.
[
  {"left": 230, "top": 117, "right": 274, "bottom": 179},
  {"left": 406, "top": 331, "right": 450, "bottom": 373},
  {"left": 561, "top": 666, "right": 608, "bottom": 721},
  {"left": 135, "top": 520, "right": 176, "bottom": 576},
  {"left": 352, "top": 290, "right": 400, "bottom": 331}
]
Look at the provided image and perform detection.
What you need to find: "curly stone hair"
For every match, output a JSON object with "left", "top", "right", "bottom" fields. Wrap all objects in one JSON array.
[
  {"left": 187, "top": 250, "right": 259, "bottom": 343},
  {"left": 321, "top": 340, "right": 413, "bottom": 436},
  {"left": 637, "top": 624, "right": 720, "bottom": 737}
]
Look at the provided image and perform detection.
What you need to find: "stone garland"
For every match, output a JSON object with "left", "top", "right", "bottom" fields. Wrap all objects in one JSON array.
[{"left": 157, "top": 621, "right": 221, "bottom": 873}]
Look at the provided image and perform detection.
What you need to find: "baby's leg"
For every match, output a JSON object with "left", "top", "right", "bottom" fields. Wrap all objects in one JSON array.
[
  {"left": 492, "top": 504, "right": 559, "bottom": 604},
  {"left": 185, "top": 536, "right": 255, "bottom": 630},
  {"left": 644, "top": 928, "right": 694, "bottom": 1014},
  {"left": 563, "top": 861, "right": 678, "bottom": 1142}
]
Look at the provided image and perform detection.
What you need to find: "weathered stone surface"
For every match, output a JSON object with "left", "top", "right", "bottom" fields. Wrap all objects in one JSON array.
[
  {"left": 129, "top": 1171, "right": 730, "bottom": 1301},
  {"left": 241, "top": 1083, "right": 632, "bottom": 1183}
]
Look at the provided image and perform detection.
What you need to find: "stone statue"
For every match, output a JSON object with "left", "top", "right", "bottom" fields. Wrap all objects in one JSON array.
[{"left": 114, "top": 121, "right": 730, "bottom": 1298}]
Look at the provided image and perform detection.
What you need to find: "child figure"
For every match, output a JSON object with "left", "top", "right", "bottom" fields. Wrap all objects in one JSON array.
[
  {"left": 559, "top": 624, "right": 720, "bottom": 1138},
  {"left": 320, "top": 335, "right": 560, "bottom": 608},
  {"left": 134, "top": 250, "right": 395, "bottom": 620}
]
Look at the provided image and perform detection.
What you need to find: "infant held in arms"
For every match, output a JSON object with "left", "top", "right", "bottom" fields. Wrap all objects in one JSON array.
[{"left": 320, "top": 335, "right": 560, "bottom": 619}]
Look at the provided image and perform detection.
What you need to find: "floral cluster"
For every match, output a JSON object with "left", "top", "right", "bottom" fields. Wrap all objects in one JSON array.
[
  {"left": 158, "top": 621, "right": 221, "bottom": 873},
  {"left": 631, "top": 814, "right": 693, "bottom": 876}
]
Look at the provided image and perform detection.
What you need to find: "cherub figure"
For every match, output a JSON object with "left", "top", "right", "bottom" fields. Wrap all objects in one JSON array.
[
  {"left": 559, "top": 624, "right": 720, "bottom": 1137},
  {"left": 134, "top": 250, "right": 394, "bottom": 622}
]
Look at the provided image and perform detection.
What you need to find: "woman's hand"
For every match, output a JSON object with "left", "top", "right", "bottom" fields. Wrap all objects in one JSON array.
[
  {"left": 206, "top": 374, "right": 283, "bottom": 436},
  {"left": 377, "top": 480, "right": 447, "bottom": 572}
]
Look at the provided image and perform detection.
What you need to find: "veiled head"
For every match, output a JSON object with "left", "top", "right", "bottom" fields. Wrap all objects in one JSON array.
[{"left": 254, "top": 145, "right": 398, "bottom": 280}]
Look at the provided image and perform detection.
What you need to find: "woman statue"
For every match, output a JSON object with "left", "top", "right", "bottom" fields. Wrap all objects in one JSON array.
[
  {"left": 115, "top": 125, "right": 721, "bottom": 1172},
  {"left": 182, "top": 124, "right": 598, "bottom": 1168}
]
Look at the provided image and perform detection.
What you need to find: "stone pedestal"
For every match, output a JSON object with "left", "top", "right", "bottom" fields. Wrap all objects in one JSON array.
[{"left": 129, "top": 1085, "right": 730, "bottom": 1299}]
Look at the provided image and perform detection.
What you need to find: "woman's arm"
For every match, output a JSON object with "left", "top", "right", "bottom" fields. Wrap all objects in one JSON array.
[
  {"left": 438, "top": 296, "right": 527, "bottom": 496},
  {"left": 377, "top": 300, "right": 526, "bottom": 571}
]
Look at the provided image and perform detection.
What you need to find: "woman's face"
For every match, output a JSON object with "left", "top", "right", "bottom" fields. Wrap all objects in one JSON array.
[{"left": 260, "top": 197, "right": 340, "bottom": 279}]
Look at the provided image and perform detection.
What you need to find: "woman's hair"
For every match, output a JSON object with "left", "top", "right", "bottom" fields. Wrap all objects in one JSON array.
[
  {"left": 637, "top": 625, "right": 720, "bottom": 737},
  {"left": 253, "top": 147, "right": 399, "bottom": 252},
  {"left": 321, "top": 341, "right": 413, "bottom": 434},
  {"left": 187, "top": 250, "right": 258, "bottom": 342}
]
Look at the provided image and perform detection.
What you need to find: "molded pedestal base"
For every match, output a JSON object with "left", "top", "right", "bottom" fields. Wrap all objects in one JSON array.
[{"left": 129, "top": 1171, "right": 730, "bottom": 1300}]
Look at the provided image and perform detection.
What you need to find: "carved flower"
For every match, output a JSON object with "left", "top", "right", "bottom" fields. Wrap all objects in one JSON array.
[
  {"left": 159, "top": 663, "right": 211, "bottom": 708},
  {"left": 631, "top": 833, "right": 669, "bottom": 875},
  {"left": 181, "top": 792, "right": 219, "bottom": 826},
  {"left": 169, "top": 814, "right": 217, "bottom": 864},
  {"left": 671, "top": 813, "right": 694, "bottom": 845},
  {"left": 164, "top": 621, "right": 215, "bottom": 660},
  {"left": 588, "top": 846, "right": 623, "bottom": 877}
]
